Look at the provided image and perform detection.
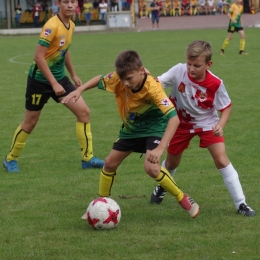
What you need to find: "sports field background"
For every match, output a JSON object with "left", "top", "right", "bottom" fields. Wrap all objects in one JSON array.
[{"left": 0, "top": 27, "right": 259, "bottom": 260}]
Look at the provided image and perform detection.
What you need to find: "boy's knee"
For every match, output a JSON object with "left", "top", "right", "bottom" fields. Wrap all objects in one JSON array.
[
  {"left": 104, "top": 157, "right": 118, "bottom": 172},
  {"left": 144, "top": 163, "right": 160, "bottom": 178}
]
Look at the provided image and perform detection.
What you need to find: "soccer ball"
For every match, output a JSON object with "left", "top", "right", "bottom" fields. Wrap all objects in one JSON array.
[{"left": 82, "top": 197, "right": 121, "bottom": 230}]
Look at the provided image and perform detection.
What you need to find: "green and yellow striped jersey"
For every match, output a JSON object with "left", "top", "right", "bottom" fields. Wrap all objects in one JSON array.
[
  {"left": 29, "top": 15, "right": 75, "bottom": 82},
  {"left": 98, "top": 72, "right": 177, "bottom": 139}
]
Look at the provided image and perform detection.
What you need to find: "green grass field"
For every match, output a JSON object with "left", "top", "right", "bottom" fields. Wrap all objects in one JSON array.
[{"left": 0, "top": 28, "right": 259, "bottom": 260}]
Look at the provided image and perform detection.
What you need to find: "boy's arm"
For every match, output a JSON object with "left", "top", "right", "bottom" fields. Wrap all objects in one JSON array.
[
  {"left": 146, "top": 115, "right": 180, "bottom": 164},
  {"left": 34, "top": 44, "right": 65, "bottom": 96},
  {"left": 65, "top": 50, "right": 82, "bottom": 87},
  {"left": 61, "top": 75, "right": 102, "bottom": 104},
  {"left": 227, "top": 7, "right": 237, "bottom": 23},
  {"left": 212, "top": 106, "right": 231, "bottom": 136}
]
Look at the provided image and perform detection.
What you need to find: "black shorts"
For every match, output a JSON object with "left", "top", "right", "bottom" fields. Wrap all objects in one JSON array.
[
  {"left": 228, "top": 25, "right": 243, "bottom": 33},
  {"left": 25, "top": 76, "right": 76, "bottom": 111},
  {"left": 112, "top": 136, "right": 162, "bottom": 153}
]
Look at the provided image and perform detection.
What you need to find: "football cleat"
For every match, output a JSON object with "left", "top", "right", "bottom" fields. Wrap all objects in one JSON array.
[
  {"left": 179, "top": 194, "right": 200, "bottom": 218},
  {"left": 82, "top": 156, "right": 104, "bottom": 169},
  {"left": 150, "top": 184, "right": 167, "bottom": 204},
  {"left": 3, "top": 157, "right": 20, "bottom": 172},
  {"left": 237, "top": 203, "right": 256, "bottom": 217}
]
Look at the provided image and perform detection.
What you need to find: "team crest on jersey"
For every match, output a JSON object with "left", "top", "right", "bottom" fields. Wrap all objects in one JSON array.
[
  {"left": 44, "top": 28, "right": 52, "bottom": 36},
  {"left": 161, "top": 98, "right": 170, "bottom": 106},
  {"left": 198, "top": 91, "right": 208, "bottom": 102},
  {"left": 60, "top": 39, "right": 65, "bottom": 46},
  {"left": 106, "top": 72, "right": 114, "bottom": 79},
  {"left": 178, "top": 83, "right": 185, "bottom": 93}
]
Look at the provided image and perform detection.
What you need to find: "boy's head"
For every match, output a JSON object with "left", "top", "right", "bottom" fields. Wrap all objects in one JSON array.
[
  {"left": 186, "top": 40, "right": 213, "bottom": 82},
  {"left": 56, "top": 0, "right": 78, "bottom": 15},
  {"left": 115, "top": 50, "right": 145, "bottom": 91},
  {"left": 186, "top": 40, "right": 212, "bottom": 63}
]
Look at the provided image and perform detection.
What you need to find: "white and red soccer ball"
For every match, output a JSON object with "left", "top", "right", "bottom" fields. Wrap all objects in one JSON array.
[{"left": 82, "top": 197, "right": 121, "bottom": 230}]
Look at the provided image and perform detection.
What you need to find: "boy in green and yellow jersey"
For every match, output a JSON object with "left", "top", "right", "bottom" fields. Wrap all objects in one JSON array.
[
  {"left": 62, "top": 50, "right": 200, "bottom": 219},
  {"left": 3, "top": 0, "right": 104, "bottom": 173},
  {"left": 220, "top": 0, "right": 248, "bottom": 55}
]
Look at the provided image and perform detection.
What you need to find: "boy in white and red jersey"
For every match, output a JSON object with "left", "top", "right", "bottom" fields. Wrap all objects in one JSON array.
[{"left": 150, "top": 40, "right": 256, "bottom": 217}]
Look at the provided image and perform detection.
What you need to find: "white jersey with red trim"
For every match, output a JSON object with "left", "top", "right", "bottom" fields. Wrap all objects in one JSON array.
[{"left": 158, "top": 63, "right": 232, "bottom": 133}]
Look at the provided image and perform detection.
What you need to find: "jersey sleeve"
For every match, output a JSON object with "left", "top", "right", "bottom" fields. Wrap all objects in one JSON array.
[
  {"left": 157, "top": 63, "right": 182, "bottom": 89},
  {"left": 149, "top": 78, "right": 177, "bottom": 119},
  {"left": 38, "top": 21, "right": 57, "bottom": 48},
  {"left": 214, "top": 81, "right": 231, "bottom": 111},
  {"left": 97, "top": 71, "right": 121, "bottom": 93}
]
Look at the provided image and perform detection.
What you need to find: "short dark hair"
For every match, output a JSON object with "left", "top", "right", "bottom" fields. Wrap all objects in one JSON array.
[{"left": 115, "top": 50, "right": 143, "bottom": 79}]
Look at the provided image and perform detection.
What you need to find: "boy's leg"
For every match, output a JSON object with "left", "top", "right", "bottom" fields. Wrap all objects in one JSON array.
[
  {"left": 238, "top": 30, "right": 248, "bottom": 54},
  {"left": 4, "top": 126, "right": 29, "bottom": 172},
  {"left": 145, "top": 158, "right": 199, "bottom": 218},
  {"left": 220, "top": 32, "right": 233, "bottom": 55},
  {"left": 150, "top": 130, "right": 190, "bottom": 203},
  {"left": 63, "top": 96, "right": 104, "bottom": 169},
  {"left": 150, "top": 153, "right": 180, "bottom": 203},
  {"left": 4, "top": 109, "right": 41, "bottom": 173},
  {"left": 145, "top": 137, "right": 199, "bottom": 218},
  {"left": 99, "top": 149, "right": 132, "bottom": 197},
  {"left": 208, "top": 143, "right": 256, "bottom": 217}
]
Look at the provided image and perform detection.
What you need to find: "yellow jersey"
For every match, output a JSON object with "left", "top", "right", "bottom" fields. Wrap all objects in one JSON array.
[
  {"left": 29, "top": 15, "right": 75, "bottom": 82},
  {"left": 98, "top": 72, "right": 177, "bottom": 138}
]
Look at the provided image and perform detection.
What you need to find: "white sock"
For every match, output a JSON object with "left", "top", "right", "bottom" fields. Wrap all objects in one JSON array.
[
  {"left": 161, "top": 159, "right": 177, "bottom": 177},
  {"left": 219, "top": 162, "right": 245, "bottom": 209}
]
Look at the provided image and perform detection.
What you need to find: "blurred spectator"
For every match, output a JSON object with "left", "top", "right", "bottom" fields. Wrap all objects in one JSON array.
[
  {"left": 83, "top": 0, "right": 93, "bottom": 25},
  {"left": 158, "top": 0, "right": 163, "bottom": 15},
  {"left": 41, "top": 2, "right": 48, "bottom": 11},
  {"left": 92, "top": 0, "right": 100, "bottom": 20},
  {"left": 181, "top": 0, "right": 190, "bottom": 15},
  {"left": 126, "top": 0, "right": 132, "bottom": 10},
  {"left": 122, "top": 0, "right": 127, "bottom": 10},
  {"left": 150, "top": 0, "right": 160, "bottom": 30},
  {"left": 139, "top": 0, "right": 148, "bottom": 18},
  {"left": 250, "top": 4, "right": 257, "bottom": 14},
  {"left": 206, "top": 0, "right": 215, "bottom": 14},
  {"left": 52, "top": 0, "right": 59, "bottom": 16},
  {"left": 111, "top": 0, "right": 119, "bottom": 11},
  {"left": 173, "top": 0, "right": 182, "bottom": 16},
  {"left": 32, "top": 2, "right": 42, "bottom": 27},
  {"left": 14, "top": 4, "right": 22, "bottom": 26},
  {"left": 72, "top": 3, "right": 81, "bottom": 25},
  {"left": 163, "top": 0, "right": 172, "bottom": 16},
  {"left": 190, "top": 0, "right": 198, "bottom": 15},
  {"left": 78, "top": 0, "right": 84, "bottom": 9},
  {"left": 217, "top": 0, "right": 227, "bottom": 14},
  {"left": 99, "top": 0, "right": 108, "bottom": 24},
  {"left": 197, "top": 0, "right": 207, "bottom": 15},
  {"left": 243, "top": 0, "right": 250, "bottom": 13}
]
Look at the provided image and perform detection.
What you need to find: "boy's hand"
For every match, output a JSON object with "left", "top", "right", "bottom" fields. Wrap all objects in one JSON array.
[
  {"left": 52, "top": 82, "right": 66, "bottom": 96},
  {"left": 61, "top": 89, "right": 81, "bottom": 104},
  {"left": 72, "top": 75, "right": 82, "bottom": 88},
  {"left": 212, "top": 124, "right": 223, "bottom": 136},
  {"left": 146, "top": 147, "right": 164, "bottom": 164}
]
